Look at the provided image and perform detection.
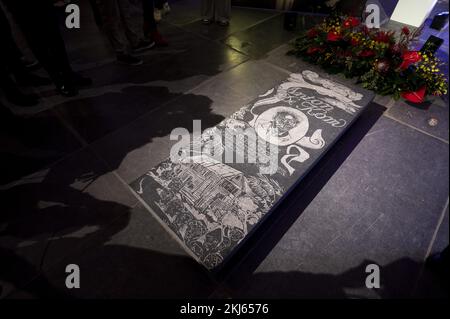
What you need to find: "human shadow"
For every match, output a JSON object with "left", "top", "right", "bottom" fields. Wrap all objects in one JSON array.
[
  {"left": 4, "top": 246, "right": 447, "bottom": 298},
  {"left": 0, "top": 0, "right": 395, "bottom": 299},
  {"left": 232, "top": 257, "right": 448, "bottom": 299}
]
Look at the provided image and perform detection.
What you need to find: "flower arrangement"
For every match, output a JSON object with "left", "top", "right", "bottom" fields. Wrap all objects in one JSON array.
[{"left": 289, "top": 15, "right": 448, "bottom": 103}]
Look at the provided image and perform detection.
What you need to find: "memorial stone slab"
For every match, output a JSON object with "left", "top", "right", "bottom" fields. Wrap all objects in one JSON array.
[{"left": 131, "top": 70, "right": 375, "bottom": 271}]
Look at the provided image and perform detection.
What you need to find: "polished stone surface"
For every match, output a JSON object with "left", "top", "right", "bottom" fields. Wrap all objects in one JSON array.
[
  {"left": 227, "top": 117, "right": 449, "bottom": 298},
  {"left": 0, "top": 0, "right": 448, "bottom": 298},
  {"left": 130, "top": 70, "right": 374, "bottom": 270}
]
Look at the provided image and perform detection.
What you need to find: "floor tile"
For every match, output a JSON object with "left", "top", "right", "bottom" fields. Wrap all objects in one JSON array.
[
  {"left": 53, "top": 36, "right": 247, "bottom": 143},
  {"left": 229, "top": 117, "right": 449, "bottom": 298},
  {"left": 181, "top": 7, "right": 278, "bottom": 41},
  {"left": 386, "top": 98, "right": 449, "bottom": 142},
  {"left": 0, "top": 107, "right": 82, "bottom": 185},
  {"left": 92, "top": 92, "right": 227, "bottom": 184},
  {"left": 430, "top": 203, "right": 449, "bottom": 257},
  {"left": 0, "top": 148, "right": 137, "bottom": 298},
  {"left": 166, "top": 0, "right": 203, "bottom": 26},
  {"left": 223, "top": 14, "right": 294, "bottom": 59},
  {"left": 9, "top": 203, "right": 217, "bottom": 299}
]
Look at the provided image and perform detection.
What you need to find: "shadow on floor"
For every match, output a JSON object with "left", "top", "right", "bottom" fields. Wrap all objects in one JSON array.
[
  {"left": 2, "top": 246, "right": 448, "bottom": 298},
  {"left": 0, "top": 91, "right": 225, "bottom": 298}
]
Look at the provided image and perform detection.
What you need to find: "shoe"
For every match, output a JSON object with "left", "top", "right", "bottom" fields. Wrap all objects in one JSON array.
[
  {"left": 149, "top": 31, "right": 169, "bottom": 47},
  {"left": 117, "top": 54, "right": 143, "bottom": 66},
  {"left": 163, "top": 2, "right": 170, "bottom": 15},
  {"left": 3, "top": 87, "right": 39, "bottom": 107},
  {"left": 217, "top": 19, "right": 229, "bottom": 26},
  {"left": 67, "top": 72, "right": 93, "bottom": 87},
  {"left": 154, "top": 9, "right": 163, "bottom": 22},
  {"left": 15, "top": 72, "right": 52, "bottom": 87},
  {"left": 202, "top": 18, "right": 213, "bottom": 25},
  {"left": 132, "top": 40, "right": 156, "bottom": 53}
]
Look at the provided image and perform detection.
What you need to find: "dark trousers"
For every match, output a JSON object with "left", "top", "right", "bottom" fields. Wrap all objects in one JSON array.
[
  {"left": 0, "top": 5, "right": 23, "bottom": 88},
  {"left": 2, "top": 0, "right": 73, "bottom": 84}
]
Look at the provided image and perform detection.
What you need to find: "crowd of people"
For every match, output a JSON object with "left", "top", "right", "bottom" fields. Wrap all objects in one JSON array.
[{"left": 0, "top": 0, "right": 232, "bottom": 108}]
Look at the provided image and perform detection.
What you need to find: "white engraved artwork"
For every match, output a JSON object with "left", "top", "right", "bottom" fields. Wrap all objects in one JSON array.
[
  {"left": 133, "top": 71, "right": 365, "bottom": 269},
  {"left": 251, "top": 71, "right": 363, "bottom": 116}
]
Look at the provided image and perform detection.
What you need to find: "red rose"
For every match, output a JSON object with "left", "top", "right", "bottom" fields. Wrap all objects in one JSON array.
[
  {"left": 307, "top": 28, "right": 319, "bottom": 38},
  {"left": 343, "top": 17, "right": 360, "bottom": 28},
  {"left": 399, "top": 51, "right": 422, "bottom": 70},
  {"left": 327, "top": 31, "right": 342, "bottom": 42},
  {"left": 307, "top": 46, "right": 324, "bottom": 54},
  {"left": 374, "top": 31, "right": 392, "bottom": 43},
  {"left": 350, "top": 38, "right": 360, "bottom": 46},
  {"left": 401, "top": 86, "right": 427, "bottom": 103},
  {"left": 401, "top": 26, "right": 410, "bottom": 36},
  {"left": 359, "top": 50, "right": 375, "bottom": 57}
]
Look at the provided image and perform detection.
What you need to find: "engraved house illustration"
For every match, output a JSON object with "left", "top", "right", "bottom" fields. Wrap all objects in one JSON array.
[{"left": 172, "top": 157, "right": 250, "bottom": 222}]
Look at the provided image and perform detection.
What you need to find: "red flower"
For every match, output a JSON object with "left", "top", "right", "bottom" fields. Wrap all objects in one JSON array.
[
  {"left": 359, "top": 50, "right": 375, "bottom": 57},
  {"left": 401, "top": 26, "right": 410, "bottom": 36},
  {"left": 327, "top": 31, "right": 342, "bottom": 42},
  {"left": 399, "top": 51, "right": 422, "bottom": 70},
  {"left": 374, "top": 31, "right": 392, "bottom": 43},
  {"left": 343, "top": 17, "right": 360, "bottom": 28},
  {"left": 350, "top": 38, "right": 360, "bottom": 46},
  {"left": 307, "top": 46, "right": 324, "bottom": 54},
  {"left": 401, "top": 86, "right": 427, "bottom": 103},
  {"left": 307, "top": 28, "right": 319, "bottom": 38}
]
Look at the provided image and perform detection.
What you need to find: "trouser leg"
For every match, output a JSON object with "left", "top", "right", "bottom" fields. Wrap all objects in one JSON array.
[
  {"left": 116, "top": 0, "right": 142, "bottom": 48},
  {"left": 96, "top": 0, "right": 129, "bottom": 54},
  {"left": 215, "top": 0, "right": 231, "bottom": 22},
  {"left": 201, "top": 0, "right": 214, "bottom": 20},
  {"left": 3, "top": 0, "right": 72, "bottom": 83}
]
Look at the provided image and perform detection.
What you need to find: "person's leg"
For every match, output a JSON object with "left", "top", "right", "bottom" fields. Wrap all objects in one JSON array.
[
  {"left": 215, "top": 0, "right": 231, "bottom": 25},
  {"left": 201, "top": 0, "right": 215, "bottom": 23},
  {"left": 3, "top": 1, "right": 59, "bottom": 79},
  {"left": 142, "top": 0, "right": 168, "bottom": 46},
  {"left": 96, "top": 0, "right": 130, "bottom": 55},
  {"left": 0, "top": 6, "right": 38, "bottom": 106},
  {"left": 116, "top": 0, "right": 145, "bottom": 49}
]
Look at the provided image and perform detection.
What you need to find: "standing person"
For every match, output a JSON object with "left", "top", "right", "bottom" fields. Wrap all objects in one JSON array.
[
  {"left": 94, "top": 0, "right": 155, "bottom": 66},
  {"left": 142, "top": 0, "right": 169, "bottom": 46},
  {"left": 2, "top": 0, "right": 92, "bottom": 97},
  {"left": 0, "top": 4, "right": 52, "bottom": 106},
  {"left": 201, "top": 0, "right": 231, "bottom": 26}
]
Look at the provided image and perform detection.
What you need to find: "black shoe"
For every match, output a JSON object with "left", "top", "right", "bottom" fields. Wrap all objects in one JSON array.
[
  {"left": 132, "top": 40, "right": 155, "bottom": 53},
  {"left": 67, "top": 71, "right": 93, "bottom": 87},
  {"left": 15, "top": 72, "right": 52, "bottom": 87},
  {"left": 56, "top": 83, "right": 78, "bottom": 97},
  {"left": 202, "top": 18, "right": 213, "bottom": 25},
  {"left": 117, "top": 54, "right": 143, "bottom": 66},
  {"left": 3, "top": 87, "right": 39, "bottom": 107},
  {"left": 217, "top": 19, "right": 229, "bottom": 26}
]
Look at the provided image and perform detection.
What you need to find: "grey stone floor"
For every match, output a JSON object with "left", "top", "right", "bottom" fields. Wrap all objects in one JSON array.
[{"left": 0, "top": 0, "right": 448, "bottom": 299}]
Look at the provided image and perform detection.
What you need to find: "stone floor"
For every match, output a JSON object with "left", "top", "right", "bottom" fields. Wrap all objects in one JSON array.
[{"left": 0, "top": 0, "right": 448, "bottom": 299}]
